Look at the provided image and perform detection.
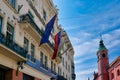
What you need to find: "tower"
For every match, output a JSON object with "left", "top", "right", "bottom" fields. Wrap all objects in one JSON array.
[{"left": 97, "top": 39, "right": 109, "bottom": 80}]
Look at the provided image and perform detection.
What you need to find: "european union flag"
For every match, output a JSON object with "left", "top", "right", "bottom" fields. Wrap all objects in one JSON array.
[
  {"left": 52, "top": 31, "right": 61, "bottom": 59},
  {"left": 40, "top": 15, "right": 57, "bottom": 45}
]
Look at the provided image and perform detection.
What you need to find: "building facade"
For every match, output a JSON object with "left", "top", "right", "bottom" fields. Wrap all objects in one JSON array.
[
  {"left": 93, "top": 39, "right": 120, "bottom": 80},
  {"left": 0, "top": 0, "right": 76, "bottom": 80}
]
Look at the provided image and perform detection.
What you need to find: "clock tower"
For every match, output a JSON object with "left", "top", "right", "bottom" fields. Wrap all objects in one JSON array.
[{"left": 97, "top": 39, "right": 109, "bottom": 80}]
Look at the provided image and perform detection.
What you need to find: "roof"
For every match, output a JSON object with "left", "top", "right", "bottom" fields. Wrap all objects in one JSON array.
[{"left": 109, "top": 56, "right": 120, "bottom": 67}]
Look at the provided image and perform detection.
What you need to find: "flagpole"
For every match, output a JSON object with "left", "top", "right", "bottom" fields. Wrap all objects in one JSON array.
[{"left": 60, "top": 47, "right": 71, "bottom": 56}]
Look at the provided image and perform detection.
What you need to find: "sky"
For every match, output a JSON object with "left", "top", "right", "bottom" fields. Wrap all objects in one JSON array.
[{"left": 53, "top": 0, "right": 120, "bottom": 80}]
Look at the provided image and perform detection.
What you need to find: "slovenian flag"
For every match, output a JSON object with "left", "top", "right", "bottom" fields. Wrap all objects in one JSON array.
[
  {"left": 52, "top": 31, "right": 61, "bottom": 59},
  {"left": 40, "top": 15, "right": 57, "bottom": 46}
]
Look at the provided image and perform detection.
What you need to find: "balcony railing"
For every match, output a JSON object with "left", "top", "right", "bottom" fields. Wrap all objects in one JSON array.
[
  {"left": 0, "top": 32, "right": 27, "bottom": 58},
  {"left": 57, "top": 75, "right": 67, "bottom": 80},
  {"left": 26, "top": 54, "right": 57, "bottom": 79},
  {"left": 41, "top": 63, "right": 48, "bottom": 70}
]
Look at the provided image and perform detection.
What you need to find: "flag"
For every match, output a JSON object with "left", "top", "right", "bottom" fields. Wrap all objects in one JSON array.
[
  {"left": 56, "top": 30, "right": 65, "bottom": 56},
  {"left": 40, "top": 15, "right": 57, "bottom": 45},
  {"left": 52, "top": 31, "right": 61, "bottom": 59},
  {"left": 57, "top": 31, "right": 71, "bottom": 57}
]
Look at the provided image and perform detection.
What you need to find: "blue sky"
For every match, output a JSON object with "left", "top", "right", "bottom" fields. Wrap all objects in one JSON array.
[{"left": 53, "top": 0, "right": 120, "bottom": 80}]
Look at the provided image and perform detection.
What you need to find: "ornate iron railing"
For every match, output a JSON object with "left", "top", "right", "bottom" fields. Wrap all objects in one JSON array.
[{"left": 0, "top": 33, "right": 27, "bottom": 58}]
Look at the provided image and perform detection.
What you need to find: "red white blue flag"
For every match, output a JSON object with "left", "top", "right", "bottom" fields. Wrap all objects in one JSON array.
[
  {"left": 40, "top": 15, "right": 57, "bottom": 46},
  {"left": 52, "top": 31, "right": 61, "bottom": 59}
]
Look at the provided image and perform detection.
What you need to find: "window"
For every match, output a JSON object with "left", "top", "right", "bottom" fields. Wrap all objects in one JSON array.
[
  {"left": 43, "top": 9, "right": 46, "bottom": 20},
  {"left": 68, "top": 65, "right": 70, "bottom": 72},
  {"left": 31, "top": 43, "right": 35, "bottom": 62},
  {"left": 102, "top": 53, "right": 106, "bottom": 57},
  {"left": 117, "top": 69, "right": 120, "bottom": 76},
  {"left": 98, "top": 56, "right": 99, "bottom": 59},
  {"left": 31, "top": 43, "right": 35, "bottom": 57},
  {"left": 51, "top": 61, "right": 53, "bottom": 71},
  {"left": 45, "top": 55, "right": 47, "bottom": 67},
  {"left": 8, "top": 0, "right": 16, "bottom": 9},
  {"left": 111, "top": 73, "right": 114, "bottom": 79},
  {"left": 72, "top": 64, "right": 75, "bottom": 74},
  {"left": 40, "top": 52, "right": 43, "bottom": 64},
  {"left": 60, "top": 68, "right": 62, "bottom": 75},
  {"left": 24, "top": 37, "right": 29, "bottom": 52},
  {"left": 66, "top": 61, "right": 67, "bottom": 70},
  {"left": 62, "top": 58, "right": 64, "bottom": 66},
  {"left": 0, "top": 16, "right": 2, "bottom": 33},
  {"left": 6, "top": 23, "right": 14, "bottom": 47},
  {"left": 58, "top": 67, "right": 60, "bottom": 75},
  {"left": 23, "top": 74, "right": 34, "bottom": 80},
  {"left": 58, "top": 67, "right": 62, "bottom": 75},
  {"left": 54, "top": 63, "right": 56, "bottom": 72},
  {"left": 0, "top": 69, "right": 5, "bottom": 80}
]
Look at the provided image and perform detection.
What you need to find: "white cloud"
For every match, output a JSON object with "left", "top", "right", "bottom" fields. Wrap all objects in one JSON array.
[
  {"left": 70, "top": 37, "right": 82, "bottom": 45},
  {"left": 75, "top": 55, "right": 96, "bottom": 64},
  {"left": 74, "top": 38, "right": 99, "bottom": 57},
  {"left": 77, "top": 68, "right": 97, "bottom": 75},
  {"left": 75, "top": 68, "right": 98, "bottom": 80},
  {"left": 103, "top": 29, "right": 120, "bottom": 49}
]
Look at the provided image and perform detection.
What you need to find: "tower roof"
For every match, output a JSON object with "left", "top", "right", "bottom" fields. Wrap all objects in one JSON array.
[{"left": 98, "top": 39, "right": 107, "bottom": 51}]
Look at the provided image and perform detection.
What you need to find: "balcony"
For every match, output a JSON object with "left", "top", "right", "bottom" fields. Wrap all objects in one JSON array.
[
  {"left": 19, "top": 13, "right": 43, "bottom": 42},
  {"left": 26, "top": 54, "right": 36, "bottom": 63},
  {"left": 0, "top": 32, "right": 27, "bottom": 61},
  {"left": 19, "top": 14, "right": 54, "bottom": 52},
  {"left": 40, "top": 40, "right": 54, "bottom": 56},
  {"left": 26, "top": 54, "right": 57, "bottom": 79}
]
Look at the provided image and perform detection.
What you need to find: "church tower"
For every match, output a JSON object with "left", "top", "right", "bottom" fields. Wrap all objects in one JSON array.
[{"left": 97, "top": 38, "right": 109, "bottom": 80}]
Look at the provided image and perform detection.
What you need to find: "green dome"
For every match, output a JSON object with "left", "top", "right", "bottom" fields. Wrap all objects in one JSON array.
[{"left": 98, "top": 39, "right": 107, "bottom": 51}]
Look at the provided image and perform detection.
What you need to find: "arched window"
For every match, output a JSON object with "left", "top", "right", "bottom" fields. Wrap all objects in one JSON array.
[{"left": 117, "top": 69, "right": 120, "bottom": 76}]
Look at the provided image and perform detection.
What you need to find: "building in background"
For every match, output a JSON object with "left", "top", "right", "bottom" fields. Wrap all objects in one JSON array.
[
  {"left": 93, "top": 39, "right": 120, "bottom": 80},
  {"left": 0, "top": 0, "right": 76, "bottom": 80}
]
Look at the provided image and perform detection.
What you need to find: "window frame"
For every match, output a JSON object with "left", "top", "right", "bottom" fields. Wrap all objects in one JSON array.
[
  {"left": 31, "top": 43, "right": 35, "bottom": 57},
  {"left": 54, "top": 63, "right": 56, "bottom": 72},
  {"left": 117, "top": 69, "right": 120, "bottom": 76},
  {"left": 0, "top": 16, "right": 3, "bottom": 33},
  {"left": 43, "top": 9, "right": 46, "bottom": 20},
  {"left": 51, "top": 61, "right": 53, "bottom": 71},
  {"left": 40, "top": 52, "right": 44, "bottom": 64},
  {"left": 44, "top": 55, "right": 48, "bottom": 67},
  {"left": 6, "top": 23, "right": 14, "bottom": 47},
  {"left": 24, "top": 37, "right": 29, "bottom": 52}
]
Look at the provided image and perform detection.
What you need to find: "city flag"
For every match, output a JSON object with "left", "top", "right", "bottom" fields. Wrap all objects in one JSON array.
[
  {"left": 39, "top": 15, "right": 57, "bottom": 46},
  {"left": 52, "top": 31, "right": 61, "bottom": 59}
]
